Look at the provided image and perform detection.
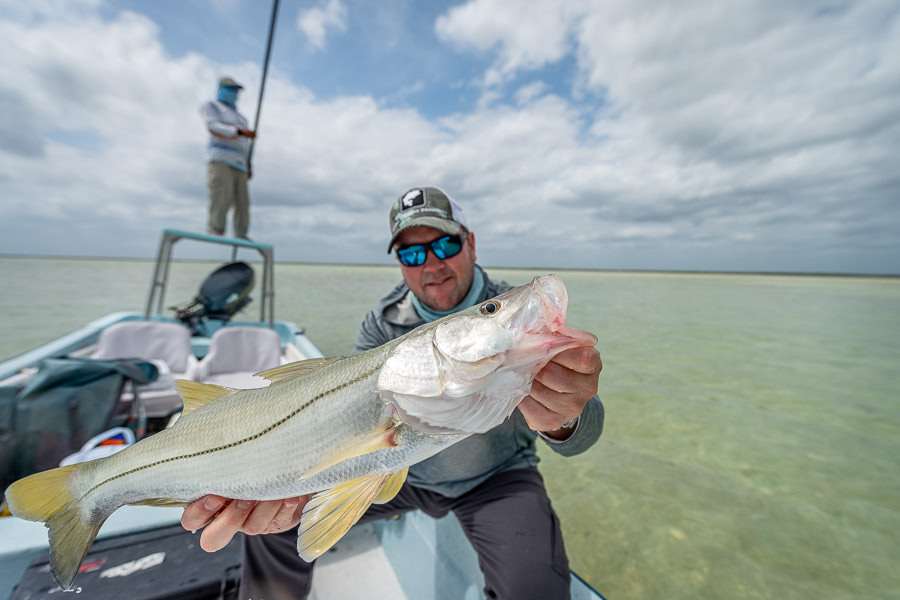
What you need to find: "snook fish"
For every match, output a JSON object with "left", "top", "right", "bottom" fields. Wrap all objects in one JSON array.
[{"left": 5, "top": 274, "right": 596, "bottom": 591}]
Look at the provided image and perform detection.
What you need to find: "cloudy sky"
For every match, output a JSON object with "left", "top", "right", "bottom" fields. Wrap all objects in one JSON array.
[{"left": 1, "top": 0, "right": 898, "bottom": 274}]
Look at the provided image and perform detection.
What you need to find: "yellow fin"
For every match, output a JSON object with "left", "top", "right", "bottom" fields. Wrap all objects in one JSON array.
[
  {"left": 5, "top": 464, "right": 107, "bottom": 591},
  {"left": 301, "top": 425, "right": 398, "bottom": 480},
  {"left": 5, "top": 464, "right": 80, "bottom": 522},
  {"left": 130, "top": 498, "right": 189, "bottom": 508},
  {"left": 255, "top": 357, "right": 346, "bottom": 384},
  {"left": 298, "top": 472, "right": 403, "bottom": 561},
  {"left": 374, "top": 467, "right": 408, "bottom": 504},
  {"left": 175, "top": 379, "right": 232, "bottom": 415}
]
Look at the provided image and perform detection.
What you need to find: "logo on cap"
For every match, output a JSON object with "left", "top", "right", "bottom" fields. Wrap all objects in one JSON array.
[{"left": 400, "top": 189, "right": 425, "bottom": 211}]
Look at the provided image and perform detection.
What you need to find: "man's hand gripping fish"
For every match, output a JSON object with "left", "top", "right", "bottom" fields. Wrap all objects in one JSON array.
[{"left": 5, "top": 275, "right": 597, "bottom": 591}]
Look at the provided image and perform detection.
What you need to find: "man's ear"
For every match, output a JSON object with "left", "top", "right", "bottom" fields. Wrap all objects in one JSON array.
[{"left": 467, "top": 231, "right": 476, "bottom": 262}]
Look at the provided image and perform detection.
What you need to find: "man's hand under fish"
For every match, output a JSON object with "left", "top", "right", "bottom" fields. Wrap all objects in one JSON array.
[{"left": 181, "top": 341, "right": 603, "bottom": 553}]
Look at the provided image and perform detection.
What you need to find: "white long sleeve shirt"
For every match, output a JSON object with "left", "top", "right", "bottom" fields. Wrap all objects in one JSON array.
[{"left": 200, "top": 100, "right": 250, "bottom": 172}]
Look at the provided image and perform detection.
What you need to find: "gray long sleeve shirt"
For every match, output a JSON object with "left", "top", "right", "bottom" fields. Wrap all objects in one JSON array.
[{"left": 353, "top": 265, "right": 604, "bottom": 497}]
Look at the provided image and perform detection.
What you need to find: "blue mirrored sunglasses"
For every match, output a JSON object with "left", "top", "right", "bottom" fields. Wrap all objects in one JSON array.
[{"left": 396, "top": 234, "right": 464, "bottom": 267}]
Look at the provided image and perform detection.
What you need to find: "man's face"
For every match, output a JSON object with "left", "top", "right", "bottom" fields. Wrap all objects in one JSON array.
[{"left": 394, "top": 226, "right": 477, "bottom": 311}]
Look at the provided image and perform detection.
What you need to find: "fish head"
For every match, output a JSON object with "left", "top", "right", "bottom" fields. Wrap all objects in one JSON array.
[{"left": 378, "top": 274, "right": 597, "bottom": 434}]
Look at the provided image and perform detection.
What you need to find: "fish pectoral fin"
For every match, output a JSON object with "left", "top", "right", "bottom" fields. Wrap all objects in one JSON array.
[
  {"left": 175, "top": 380, "right": 233, "bottom": 415},
  {"left": 255, "top": 357, "right": 347, "bottom": 385},
  {"left": 300, "top": 425, "right": 399, "bottom": 480},
  {"left": 374, "top": 467, "right": 407, "bottom": 504},
  {"left": 130, "top": 498, "right": 189, "bottom": 508},
  {"left": 297, "top": 472, "right": 401, "bottom": 561}
]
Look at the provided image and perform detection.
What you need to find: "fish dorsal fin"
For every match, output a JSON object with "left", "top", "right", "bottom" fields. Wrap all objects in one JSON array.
[
  {"left": 175, "top": 380, "right": 233, "bottom": 415},
  {"left": 255, "top": 357, "right": 345, "bottom": 385},
  {"left": 300, "top": 424, "right": 399, "bottom": 480},
  {"left": 297, "top": 469, "right": 409, "bottom": 561}
]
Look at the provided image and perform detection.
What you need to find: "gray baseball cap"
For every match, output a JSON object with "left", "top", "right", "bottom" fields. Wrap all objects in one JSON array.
[{"left": 387, "top": 187, "right": 469, "bottom": 252}]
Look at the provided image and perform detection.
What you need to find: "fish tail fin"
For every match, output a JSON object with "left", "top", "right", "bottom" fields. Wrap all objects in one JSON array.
[{"left": 5, "top": 464, "right": 106, "bottom": 591}]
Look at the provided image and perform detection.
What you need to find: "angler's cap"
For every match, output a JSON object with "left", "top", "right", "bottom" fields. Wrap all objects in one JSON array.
[
  {"left": 219, "top": 76, "right": 243, "bottom": 89},
  {"left": 387, "top": 187, "right": 469, "bottom": 252}
]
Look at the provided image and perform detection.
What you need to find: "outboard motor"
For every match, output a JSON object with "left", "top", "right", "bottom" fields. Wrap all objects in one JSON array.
[{"left": 174, "top": 262, "right": 254, "bottom": 335}]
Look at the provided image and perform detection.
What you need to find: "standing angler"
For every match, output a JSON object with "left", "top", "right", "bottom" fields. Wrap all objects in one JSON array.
[
  {"left": 184, "top": 187, "right": 606, "bottom": 600},
  {"left": 200, "top": 76, "right": 256, "bottom": 239}
]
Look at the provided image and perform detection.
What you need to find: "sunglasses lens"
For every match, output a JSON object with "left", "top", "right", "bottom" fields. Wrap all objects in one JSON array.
[
  {"left": 396, "top": 234, "right": 463, "bottom": 266},
  {"left": 397, "top": 245, "right": 426, "bottom": 267},
  {"left": 432, "top": 235, "right": 463, "bottom": 259}
]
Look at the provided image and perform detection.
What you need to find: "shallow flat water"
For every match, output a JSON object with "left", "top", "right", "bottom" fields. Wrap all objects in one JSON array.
[{"left": 1, "top": 257, "right": 898, "bottom": 598}]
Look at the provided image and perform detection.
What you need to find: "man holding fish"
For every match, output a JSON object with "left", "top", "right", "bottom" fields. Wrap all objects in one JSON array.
[{"left": 182, "top": 187, "right": 605, "bottom": 599}]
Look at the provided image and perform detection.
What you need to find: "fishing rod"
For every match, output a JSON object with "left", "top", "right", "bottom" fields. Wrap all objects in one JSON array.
[{"left": 248, "top": 0, "right": 280, "bottom": 165}]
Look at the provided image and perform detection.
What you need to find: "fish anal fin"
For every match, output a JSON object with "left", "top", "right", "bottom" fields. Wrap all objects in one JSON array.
[
  {"left": 175, "top": 380, "right": 232, "bottom": 414},
  {"left": 297, "top": 472, "right": 402, "bottom": 561},
  {"left": 374, "top": 467, "right": 408, "bottom": 504},
  {"left": 255, "top": 357, "right": 346, "bottom": 384},
  {"left": 300, "top": 425, "right": 398, "bottom": 480}
]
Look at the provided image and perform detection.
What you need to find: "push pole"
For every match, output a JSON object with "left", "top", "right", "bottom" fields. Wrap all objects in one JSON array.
[{"left": 248, "top": 0, "right": 280, "bottom": 166}]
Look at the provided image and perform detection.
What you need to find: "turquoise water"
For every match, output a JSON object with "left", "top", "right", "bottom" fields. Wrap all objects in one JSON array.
[{"left": 1, "top": 257, "right": 898, "bottom": 599}]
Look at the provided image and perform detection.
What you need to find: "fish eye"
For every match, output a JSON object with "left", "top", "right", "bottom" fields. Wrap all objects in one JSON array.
[{"left": 479, "top": 300, "right": 501, "bottom": 315}]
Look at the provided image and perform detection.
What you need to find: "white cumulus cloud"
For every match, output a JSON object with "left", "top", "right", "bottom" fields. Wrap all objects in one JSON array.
[{"left": 297, "top": 0, "right": 348, "bottom": 50}]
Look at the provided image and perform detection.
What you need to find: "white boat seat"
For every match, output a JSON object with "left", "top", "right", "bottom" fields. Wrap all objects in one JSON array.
[
  {"left": 95, "top": 321, "right": 196, "bottom": 374},
  {"left": 94, "top": 321, "right": 198, "bottom": 418},
  {"left": 193, "top": 326, "right": 283, "bottom": 389}
]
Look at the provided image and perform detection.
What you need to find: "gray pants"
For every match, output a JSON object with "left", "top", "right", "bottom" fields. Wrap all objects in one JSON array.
[
  {"left": 240, "top": 468, "right": 571, "bottom": 600},
  {"left": 207, "top": 161, "right": 250, "bottom": 238}
]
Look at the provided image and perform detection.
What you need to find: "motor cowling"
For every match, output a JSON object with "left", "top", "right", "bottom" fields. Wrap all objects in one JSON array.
[{"left": 174, "top": 262, "right": 254, "bottom": 334}]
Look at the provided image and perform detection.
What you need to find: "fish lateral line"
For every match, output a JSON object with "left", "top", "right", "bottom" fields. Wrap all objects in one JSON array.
[{"left": 86, "top": 363, "right": 383, "bottom": 497}]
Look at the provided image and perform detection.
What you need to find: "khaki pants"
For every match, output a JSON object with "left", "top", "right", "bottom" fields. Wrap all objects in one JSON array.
[{"left": 207, "top": 161, "right": 250, "bottom": 238}]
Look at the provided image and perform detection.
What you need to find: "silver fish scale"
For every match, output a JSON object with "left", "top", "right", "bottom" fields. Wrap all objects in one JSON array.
[{"left": 75, "top": 342, "right": 403, "bottom": 509}]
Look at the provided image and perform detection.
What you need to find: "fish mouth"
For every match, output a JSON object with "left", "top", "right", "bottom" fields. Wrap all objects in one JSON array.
[
  {"left": 551, "top": 325, "right": 599, "bottom": 348},
  {"left": 510, "top": 275, "right": 569, "bottom": 335},
  {"left": 533, "top": 274, "right": 569, "bottom": 332},
  {"left": 512, "top": 275, "right": 597, "bottom": 350}
]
